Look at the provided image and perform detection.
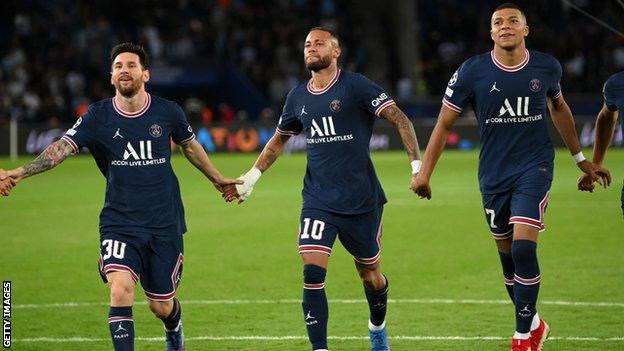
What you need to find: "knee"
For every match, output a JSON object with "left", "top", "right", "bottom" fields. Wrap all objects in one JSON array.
[
  {"left": 358, "top": 267, "right": 385, "bottom": 290},
  {"left": 109, "top": 280, "right": 134, "bottom": 305},
  {"left": 149, "top": 300, "right": 173, "bottom": 319},
  {"left": 511, "top": 240, "right": 537, "bottom": 262},
  {"left": 303, "top": 264, "right": 326, "bottom": 285}
]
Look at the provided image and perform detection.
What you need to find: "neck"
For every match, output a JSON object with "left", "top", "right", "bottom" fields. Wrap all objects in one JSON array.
[
  {"left": 493, "top": 43, "right": 527, "bottom": 67},
  {"left": 310, "top": 64, "right": 338, "bottom": 90},
  {"left": 114, "top": 89, "right": 147, "bottom": 113}
]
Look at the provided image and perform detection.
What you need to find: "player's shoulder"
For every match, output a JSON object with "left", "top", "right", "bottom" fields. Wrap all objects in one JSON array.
[
  {"left": 455, "top": 52, "right": 490, "bottom": 75},
  {"left": 604, "top": 70, "right": 624, "bottom": 90},
  {"left": 528, "top": 50, "right": 560, "bottom": 68},
  {"left": 149, "top": 93, "right": 180, "bottom": 110},
  {"left": 79, "top": 98, "right": 112, "bottom": 124}
]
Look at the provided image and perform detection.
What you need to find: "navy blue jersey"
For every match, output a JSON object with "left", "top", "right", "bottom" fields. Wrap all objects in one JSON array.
[
  {"left": 442, "top": 49, "right": 561, "bottom": 194},
  {"left": 277, "top": 69, "right": 393, "bottom": 214},
  {"left": 61, "top": 93, "right": 195, "bottom": 236},
  {"left": 603, "top": 70, "right": 624, "bottom": 129}
]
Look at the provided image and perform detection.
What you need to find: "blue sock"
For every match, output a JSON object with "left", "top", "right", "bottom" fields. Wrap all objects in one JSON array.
[
  {"left": 302, "top": 264, "right": 328, "bottom": 350},
  {"left": 498, "top": 250, "right": 515, "bottom": 303},
  {"left": 512, "top": 240, "right": 540, "bottom": 334},
  {"left": 161, "top": 298, "right": 182, "bottom": 331},
  {"left": 109, "top": 306, "right": 134, "bottom": 351},
  {"left": 364, "top": 275, "right": 388, "bottom": 327}
]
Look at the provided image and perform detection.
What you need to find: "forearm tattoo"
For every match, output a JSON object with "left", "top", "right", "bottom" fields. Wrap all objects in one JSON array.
[
  {"left": 381, "top": 105, "right": 420, "bottom": 160},
  {"left": 21, "top": 139, "right": 73, "bottom": 178}
]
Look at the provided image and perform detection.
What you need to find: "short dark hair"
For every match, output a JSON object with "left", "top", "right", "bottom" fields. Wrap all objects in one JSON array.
[
  {"left": 494, "top": 2, "right": 526, "bottom": 19},
  {"left": 110, "top": 42, "right": 149, "bottom": 70},
  {"left": 308, "top": 26, "right": 340, "bottom": 46}
]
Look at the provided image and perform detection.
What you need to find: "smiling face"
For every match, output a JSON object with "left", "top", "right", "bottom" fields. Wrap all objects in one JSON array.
[
  {"left": 110, "top": 52, "right": 150, "bottom": 98},
  {"left": 490, "top": 8, "right": 529, "bottom": 51},
  {"left": 304, "top": 29, "right": 341, "bottom": 72}
]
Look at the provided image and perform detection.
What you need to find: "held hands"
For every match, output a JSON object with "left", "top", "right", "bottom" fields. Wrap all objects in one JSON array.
[
  {"left": 213, "top": 176, "right": 244, "bottom": 202},
  {"left": 0, "top": 168, "right": 19, "bottom": 196},
  {"left": 411, "top": 173, "right": 432, "bottom": 200},
  {"left": 576, "top": 160, "right": 611, "bottom": 192},
  {"left": 234, "top": 167, "right": 262, "bottom": 204}
]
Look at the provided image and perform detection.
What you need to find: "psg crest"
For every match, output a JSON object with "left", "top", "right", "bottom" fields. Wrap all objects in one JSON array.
[
  {"left": 330, "top": 99, "right": 342, "bottom": 112},
  {"left": 529, "top": 78, "right": 541, "bottom": 92},
  {"left": 149, "top": 124, "right": 162, "bottom": 138}
]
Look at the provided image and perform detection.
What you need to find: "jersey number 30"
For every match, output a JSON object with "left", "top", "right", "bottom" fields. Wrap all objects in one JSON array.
[
  {"left": 102, "top": 239, "right": 127, "bottom": 260},
  {"left": 300, "top": 218, "right": 325, "bottom": 240}
]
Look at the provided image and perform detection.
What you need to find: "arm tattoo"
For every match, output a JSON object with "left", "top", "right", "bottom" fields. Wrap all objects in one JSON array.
[
  {"left": 256, "top": 134, "right": 289, "bottom": 171},
  {"left": 380, "top": 105, "right": 421, "bottom": 161},
  {"left": 21, "top": 139, "right": 73, "bottom": 178}
]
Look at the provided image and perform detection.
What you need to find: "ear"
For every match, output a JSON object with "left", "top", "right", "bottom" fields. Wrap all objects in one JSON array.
[
  {"left": 333, "top": 45, "right": 341, "bottom": 59},
  {"left": 110, "top": 72, "right": 114, "bottom": 86},
  {"left": 143, "top": 70, "right": 150, "bottom": 83},
  {"left": 524, "top": 25, "right": 530, "bottom": 38}
]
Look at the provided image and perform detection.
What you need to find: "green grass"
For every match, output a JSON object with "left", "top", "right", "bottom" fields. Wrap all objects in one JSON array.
[{"left": 0, "top": 149, "right": 623, "bottom": 350}]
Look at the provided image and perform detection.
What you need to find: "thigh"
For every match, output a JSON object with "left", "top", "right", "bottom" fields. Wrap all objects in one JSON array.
[
  {"left": 141, "top": 234, "right": 184, "bottom": 301},
  {"left": 337, "top": 207, "right": 383, "bottom": 265},
  {"left": 99, "top": 232, "right": 145, "bottom": 284},
  {"left": 482, "top": 192, "right": 513, "bottom": 240},
  {"left": 509, "top": 167, "right": 552, "bottom": 231},
  {"left": 298, "top": 209, "right": 339, "bottom": 256}
]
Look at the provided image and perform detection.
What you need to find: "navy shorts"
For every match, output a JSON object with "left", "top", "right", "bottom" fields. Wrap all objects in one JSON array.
[
  {"left": 481, "top": 165, "right": 552, "bottom": 240},
  {"left": 98, "top": 232, "right": 184, "bottom": 301},
  {"left": 297, "top": 207, "right": 383, "bottom": 265}
]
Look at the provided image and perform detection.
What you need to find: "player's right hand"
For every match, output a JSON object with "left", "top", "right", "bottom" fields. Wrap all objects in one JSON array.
[
  {"left": 412, "top": 174, "right": 432, "bottom": 200},
  {"left": 0, "top": 168, "right": 17, "bottom": 196}
]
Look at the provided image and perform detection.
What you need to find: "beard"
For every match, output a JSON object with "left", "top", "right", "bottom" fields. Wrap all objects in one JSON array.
[
  {"left": 114, "top": 77, "right": 143, "bottom": 98},
  {"left": 305, "top": 54, "right": 332, "bottom": 72}
]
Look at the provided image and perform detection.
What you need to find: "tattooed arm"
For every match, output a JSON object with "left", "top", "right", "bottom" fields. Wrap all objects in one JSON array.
[
  {"left": 379, "top": 105, "right": 421, "bottom": 162},
  {"left": 1, "top": 139, "right": 74, "bottom": 184},
  {"left": 254, "top": 133, "right": 291, "bottom": 172},
  {"left": 233, "top": 132, "right": 291, "bottom": 203}
]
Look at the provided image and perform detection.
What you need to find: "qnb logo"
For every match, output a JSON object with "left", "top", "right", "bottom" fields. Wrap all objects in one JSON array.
[
  {"left": 310, "top": 116, "right": 337, "bottom": 137},
  {"left": 499, "top": 97, "right": 530, "bottom": 117},
  {"left": 371, "top": 93, "right": 389, "bottom": 107},
  {"left": 123, "top": 140, "right": 153, "bottom": 160}
]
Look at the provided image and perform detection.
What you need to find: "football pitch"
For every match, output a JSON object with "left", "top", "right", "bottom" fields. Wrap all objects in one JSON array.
[{"left": 0, "top": 149, "right": 622, "bottom": 351}]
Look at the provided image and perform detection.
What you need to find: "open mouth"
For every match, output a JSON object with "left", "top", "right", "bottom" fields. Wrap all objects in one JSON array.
[{"left": 500, "top": 33, "right": 514, "bottom": 39}]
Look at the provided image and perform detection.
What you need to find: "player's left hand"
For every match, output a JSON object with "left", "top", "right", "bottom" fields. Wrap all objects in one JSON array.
[
  {"left": 412, "top": 173, "right": 432, "bottom": 199},
  {"left": 577, "top": 160, "right": 611, "bottom": 188},
  {"left": 577, "top": 173, "right": 596, "bottom": 192}
]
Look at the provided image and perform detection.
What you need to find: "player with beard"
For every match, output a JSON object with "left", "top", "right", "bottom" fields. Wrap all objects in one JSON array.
[
  {"left": 412, "top": 3, "right": 611, "bottom": 351},
  {"left": 0, "top": 42, "right": 242, "bottom": 351},
  {"left": 578, "top": 70, "right": 623, "bottom": 214},
  {"left": 233, "top": 27, "right": 421, "bottom": 351}
]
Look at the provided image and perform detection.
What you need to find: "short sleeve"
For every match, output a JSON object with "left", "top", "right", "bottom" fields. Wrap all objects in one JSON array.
[
  {"left": 603, "top": 78, "right": 618, "bottom": 112},
  {"left": 352, "top": 74, "right": 396, "bottom": 117},
  {"left": 547, "top": 57, "right": 562, "bottom": 99},
  {"left": 61, "top": 107, "right": 97, "bottom": 154},
  {"left": 276, "top": 90, "right": 303, "bottom": 136},
  {"left": 171, "top": 103, "right": 195, "bottom": 145},
  {"left": 442, "top": 61, "right": 473, "bottom": 113}
]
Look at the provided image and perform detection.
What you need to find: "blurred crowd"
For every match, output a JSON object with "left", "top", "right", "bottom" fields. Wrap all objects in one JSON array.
[{"left": 0, "top": 0, "right": 622, "bottom": 125}]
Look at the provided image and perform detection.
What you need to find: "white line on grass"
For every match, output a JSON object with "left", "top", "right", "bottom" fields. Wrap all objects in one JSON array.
[
  {"left": 13, "top": 335, "right": 624, "bottom": 343},
  {"left": 13, "top": 298, "right": 624, "bottom": 309}
]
